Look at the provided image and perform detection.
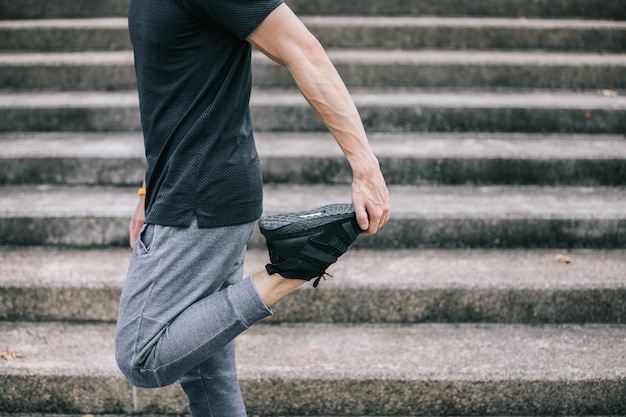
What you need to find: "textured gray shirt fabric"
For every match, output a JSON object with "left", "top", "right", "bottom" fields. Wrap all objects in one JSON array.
[{"left": 129, "top": 0, "right": 283, "bottom": 227}]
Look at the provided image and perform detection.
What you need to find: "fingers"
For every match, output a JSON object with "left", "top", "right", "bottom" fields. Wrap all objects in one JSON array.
[
  {"left": 129, "top": 220, "right": 142, "bottom": 249},
  {"left": 360, "top": 201, "right": 389, "bottom": 235},
  {"left": 345, "top": 173, "right": 389, "bottom": 233},
  {"left": 129, "top": 193, "right": 146, "bottom": 249},
  {"left": 353, "top": 190, "right": 390, "bottom": 235},
  {"left": 352, "top": 177, "right": 390, "bottom": 235}
]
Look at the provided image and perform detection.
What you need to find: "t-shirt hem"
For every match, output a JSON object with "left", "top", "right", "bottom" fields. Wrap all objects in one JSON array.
[{"left": 146, "top": 201, "right": 263, "bottom": 229}]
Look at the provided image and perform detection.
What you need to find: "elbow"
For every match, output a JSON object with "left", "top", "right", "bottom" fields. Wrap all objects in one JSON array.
[{"left": 285, "top": 35, "right": 329, "bottom": 71}]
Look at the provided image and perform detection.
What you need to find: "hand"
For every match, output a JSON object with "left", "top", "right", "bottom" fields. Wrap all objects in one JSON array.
[
  {"left": 351, "top": 161, "right": 389, "bottom": 236},
  {"left": 128, "top": 196, "right": 146, "bottom": 249}
]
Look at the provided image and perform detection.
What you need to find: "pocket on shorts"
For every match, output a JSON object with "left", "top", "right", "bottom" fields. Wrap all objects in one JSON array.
[{"left": 136, "top": 223, "right": 155, "bottom": 255}]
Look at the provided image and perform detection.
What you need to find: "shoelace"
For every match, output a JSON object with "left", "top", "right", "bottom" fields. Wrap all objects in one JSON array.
[{"left": 312, "top": 272, "right": 333, "bottom": 288}]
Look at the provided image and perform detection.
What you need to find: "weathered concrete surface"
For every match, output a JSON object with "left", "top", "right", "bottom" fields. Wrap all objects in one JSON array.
[
  {"left": 1, "top": 0, "right": 624, "bottom": 415},
  {"left": 1, "top": 247, "right": 625, "bottom": 323},
  {"left": 3, "top": 17, "right": 626, "bottom": 53},
  {"left": 302, "top": 17, "right": 626, "bottom": 51},
  {"left": 2, "top": 131, "right": 626, "bottom": 186},
  {"left": 5, "top": 131, "right": 626, "bottom": 160},
  {"left": 0, "top": 184, "right": 625, "bottom": 248},
  {"left": 0, "top": 132, "right": 145, "bottom": 186},
  {"left": 250, "top": 89, "right": 626, "bottom": 134},
  {"left": 0, "top": 0, "right": 131, "bottom": 19},
  {"left": 0, "top": 52, "right": 137, "bottom": 90},
  {"left": 1, "top": 89, "right": 626, "bottom": 133},
  {"left": 2, "top": 0, "right": 624, "bottom": 19},
  {"left": 238, "top": 323, "right": 626, "bottom": 415},
  {"left": 286, "top": 0, "right": 626, "bottom": 19},
  {"left": 3, "top": 50, "right": 626, "bottom": 90},
  {"left": 0, "top": 19, "right": 131, "bottom": 52},
  {"left": 0, "top": 322, "right": 624, "bottom": 414},
  {"left": 254, "top": 50, "right": 626, "bottom": 89},
  {"left": 0, "top": 415, "right": 186, "bottom": 417}
]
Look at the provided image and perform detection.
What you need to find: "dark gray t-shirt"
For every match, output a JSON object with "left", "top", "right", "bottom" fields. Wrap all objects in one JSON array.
[{"left": 129, "top": 0, "right": 282, "bottom": 227}]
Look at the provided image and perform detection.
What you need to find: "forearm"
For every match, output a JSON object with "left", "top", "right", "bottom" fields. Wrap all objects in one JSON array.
[
  {"left": 286, "top": 43, "right": 379, "bottom": 176},
  {"left": 277, "top": 25, "right": 389, "bottom": 233}
]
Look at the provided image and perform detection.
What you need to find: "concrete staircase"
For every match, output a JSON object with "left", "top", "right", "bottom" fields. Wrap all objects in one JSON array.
[{"left": 1, "top": 0, "right": 625, "bottom": 415}]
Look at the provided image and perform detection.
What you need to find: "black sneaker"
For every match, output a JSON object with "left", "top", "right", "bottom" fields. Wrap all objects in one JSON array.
[{"left": 259, "top": 204, "right": 362, "bottom": 287}]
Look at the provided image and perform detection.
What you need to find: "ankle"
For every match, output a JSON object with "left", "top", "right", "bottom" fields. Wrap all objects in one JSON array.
[{"left": 252, "top": 270, "right": 306, "bottom": 307}]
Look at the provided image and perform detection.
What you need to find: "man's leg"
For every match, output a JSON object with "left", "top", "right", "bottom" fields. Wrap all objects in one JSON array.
[
  {"left": 115, "top": 204, "right": 360, "bottom": 393},
  {"left": 178, "top": 236, "right": 252, "bottom": 417},
  {"left": 115, "top": 218, "right": 273, "bottom": 388},
  {"left": 179, "top": 340, "right": 246, "bottom": 416}
]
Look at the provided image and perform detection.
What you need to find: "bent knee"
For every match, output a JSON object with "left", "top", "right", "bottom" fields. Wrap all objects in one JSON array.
[
  {"left": 115, "top": 317, "right": 175, "bottom": 388},
  {"left": 114, "top": 347, "right": 161, "bottom": 388},
  {"left": 115, "top": 328, "right": 164, "bottom": 388}
]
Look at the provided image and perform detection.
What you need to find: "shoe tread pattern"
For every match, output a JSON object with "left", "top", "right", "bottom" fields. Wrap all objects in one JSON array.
[{"left": 259, "top": 203, "right": 356, "bottom": 238}]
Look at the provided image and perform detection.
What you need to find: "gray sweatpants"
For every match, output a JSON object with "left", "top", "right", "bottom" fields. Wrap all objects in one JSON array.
[{"left": 114, "top": 218, "right": 272, "bottom": 416}]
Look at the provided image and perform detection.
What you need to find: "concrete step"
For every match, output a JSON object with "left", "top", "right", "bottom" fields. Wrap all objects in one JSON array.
[
  {"left": 286, "top": 0, "right": 626, "bottom": 19},
  {"left": 0, "top": 0, "right": 130, "bottom": 19},
  {"left": 1, "top": 246, "right": 625, "bottom": 324},
  {"left": 249, "top": 88, "right": 626, "bottom": 134},
  {"left": 1, "top": 0, "right": 623, "bottom": 19},
  {"left": 0, "top": 415, "right": 184, "bottom": 417},
  {"left": 0, "top": 18, "right": 131, "bottom": 52},
  {"left": 2, "top": 17, "right": 625, "bottom": 52},
  {"left": 0, "top": 184, "right": 624, "bottom": 248},
  {"left": 0, "top": 132, "right": 145, "bottom": 186},
  {"left": 256, "top": 50, "right": 626, "bottom": 89},
  {"left": 306, "top": 17, "right": 626, "bottom": 52},
  {"left": 2, "top": 132, "right": 626, "bottom": 186},
  {"left": 1, "top": 89, "right": 625, "bottom": 133},
  {"left": 2, "top": 50, "right": 626, "bottom": 90},
  {"left": 0, "top": 321, "right": 624, "bottom": 414},
  {"left": 0, "top": 51, "right": 136, "bottom": 91}
]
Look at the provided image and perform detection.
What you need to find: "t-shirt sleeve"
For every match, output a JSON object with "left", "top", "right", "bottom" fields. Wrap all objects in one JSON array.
[{"left": 176, "top": 0, "right": 284, "bottom": 39}]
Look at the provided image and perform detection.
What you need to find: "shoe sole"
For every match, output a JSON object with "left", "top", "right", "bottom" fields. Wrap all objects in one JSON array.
[{"left": 259, "top": 203, "right": 357, "bottom": 240}]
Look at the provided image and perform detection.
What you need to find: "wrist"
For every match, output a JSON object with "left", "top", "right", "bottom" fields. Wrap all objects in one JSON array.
[{"left": 349, "top": 153, "right": 380, "bottom": 178}]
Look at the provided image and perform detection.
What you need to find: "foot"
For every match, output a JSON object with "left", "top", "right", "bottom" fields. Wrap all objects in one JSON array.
[
  {"left": 259, "top": 204, "right": 362, "bottom": 287},
  {"left": 252, "top": 270, "right": 306, "bottom": 308}
]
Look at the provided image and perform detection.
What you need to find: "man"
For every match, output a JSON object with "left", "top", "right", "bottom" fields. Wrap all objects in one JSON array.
[{"left": 115, "top": 0, "right": 389, "bottom": 415}]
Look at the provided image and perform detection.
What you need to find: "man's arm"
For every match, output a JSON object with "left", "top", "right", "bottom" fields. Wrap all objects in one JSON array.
[{"left": 247, "top": 3, "right": 389, "bottom": 234}]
